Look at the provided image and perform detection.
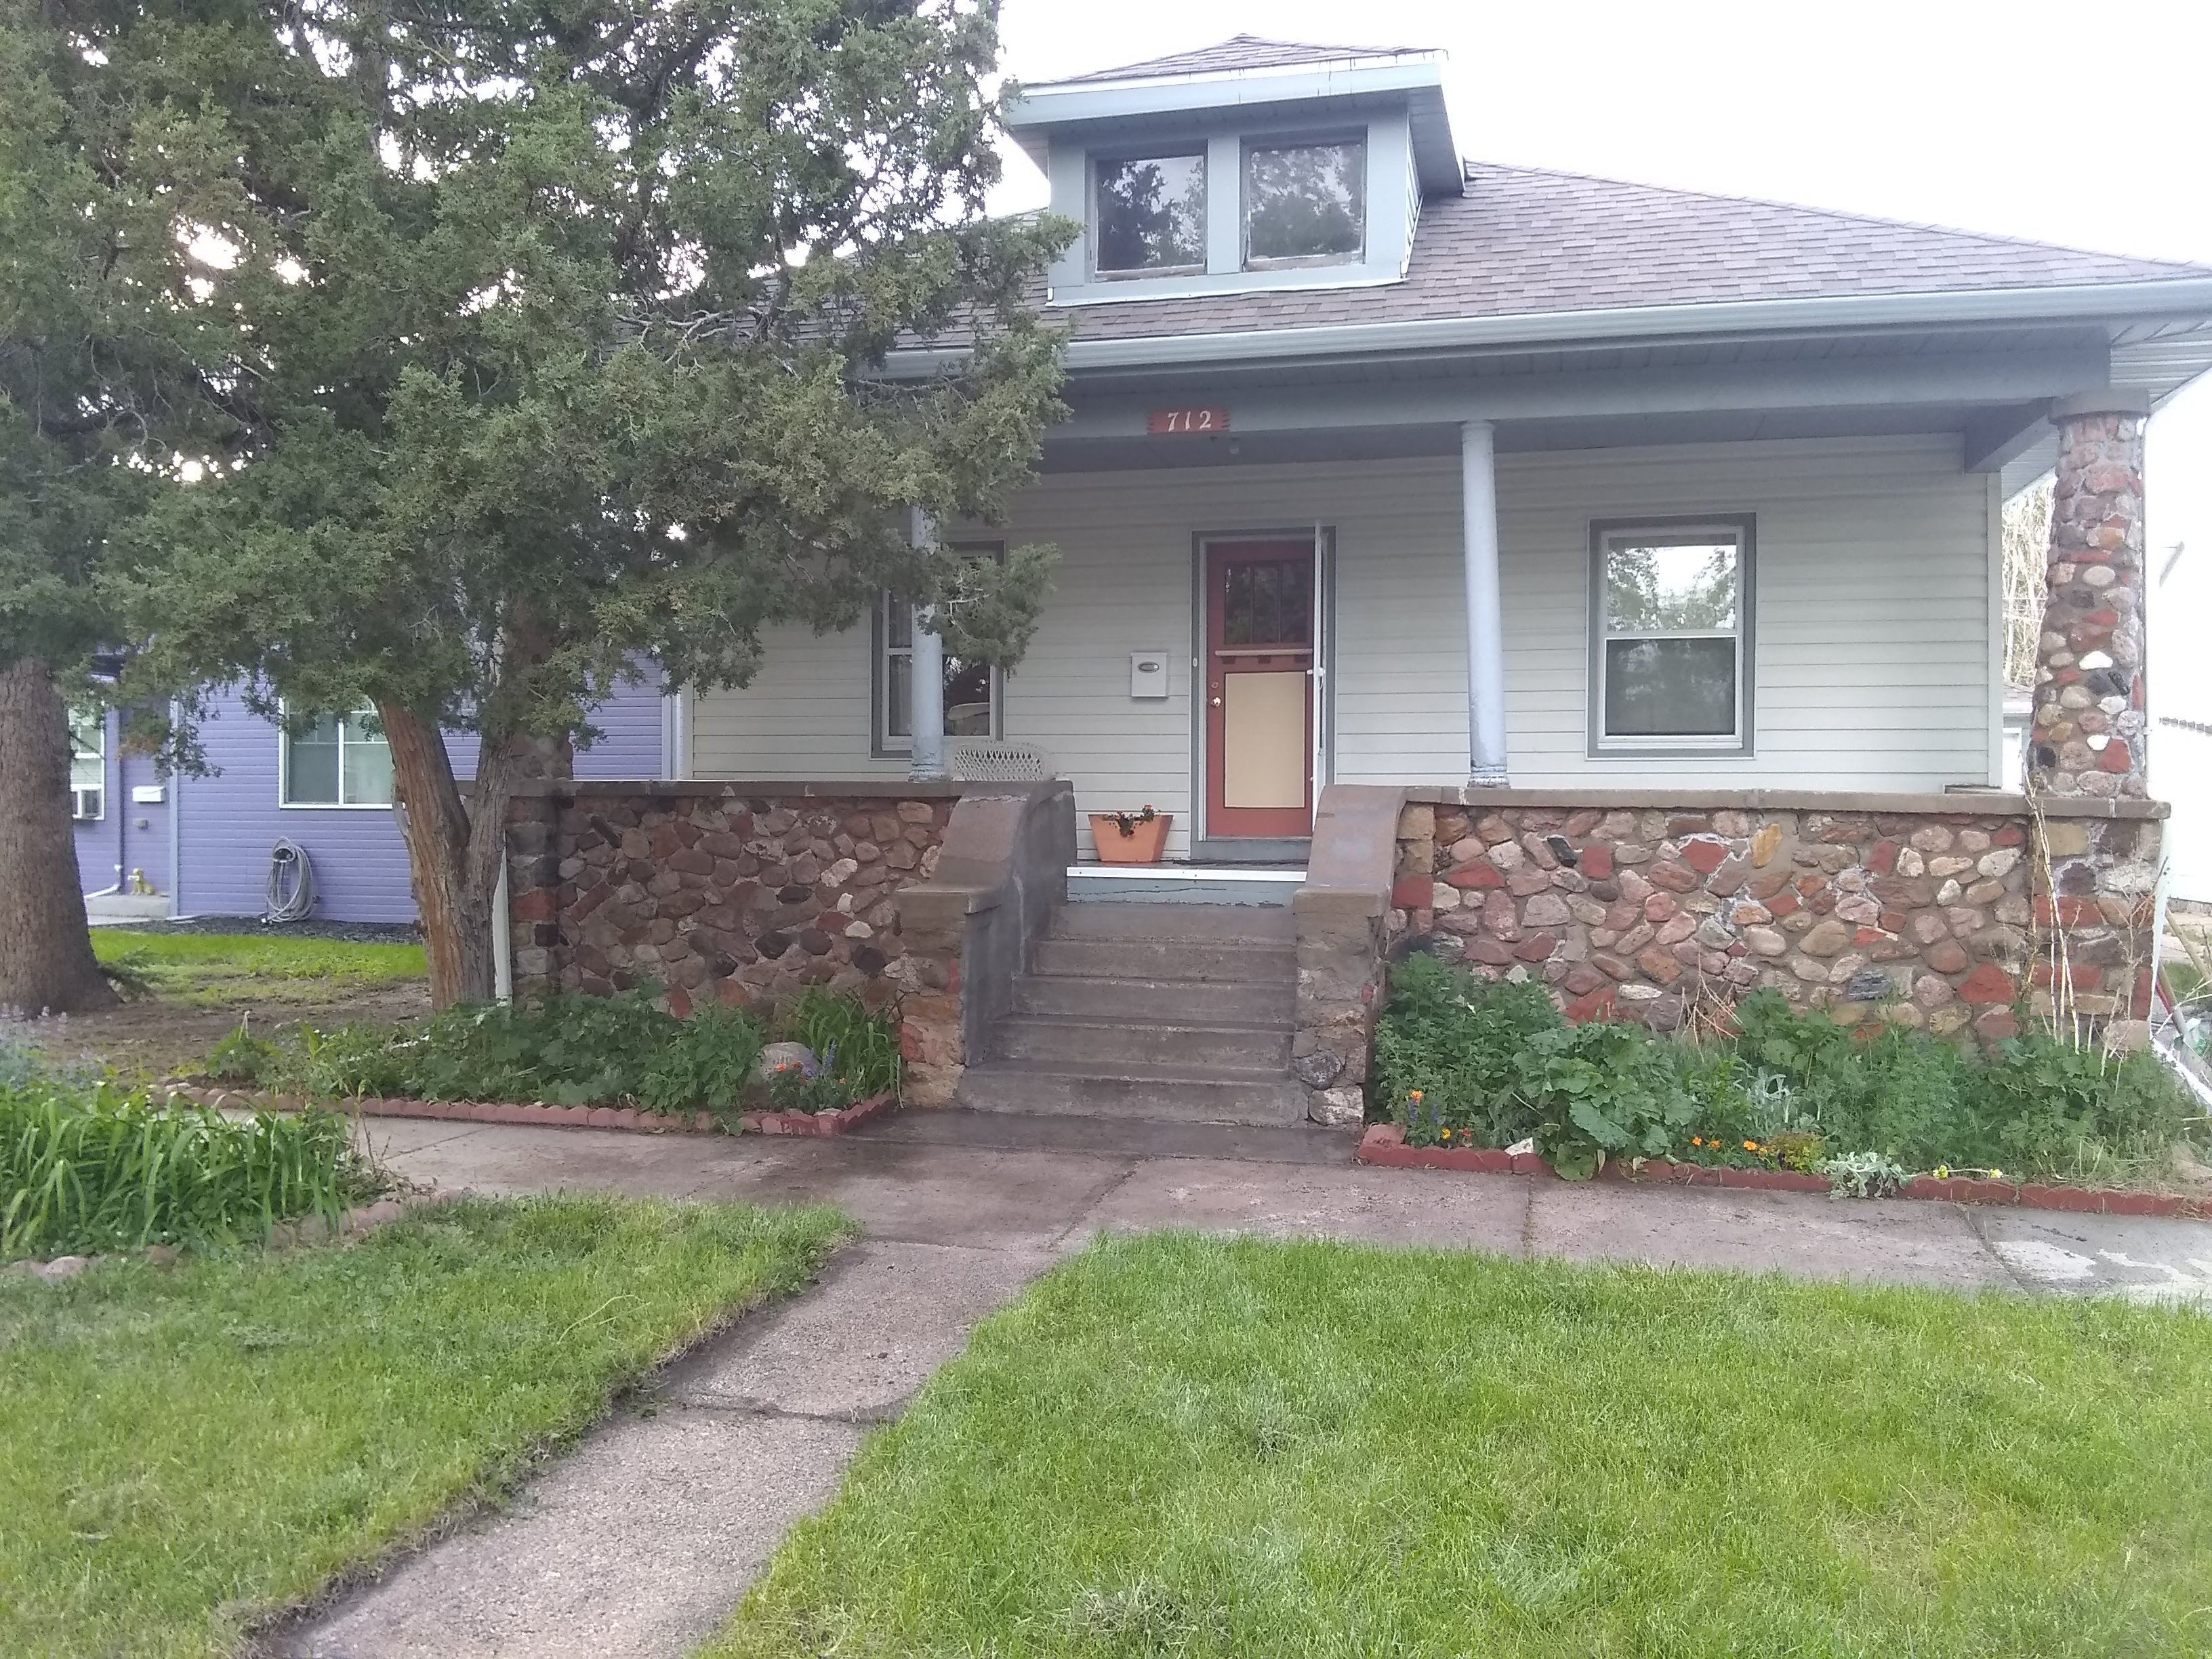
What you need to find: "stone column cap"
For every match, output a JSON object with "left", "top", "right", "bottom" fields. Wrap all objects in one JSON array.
[{"left": 2049, "top": 388, "right": 2150, "bottom": 422}]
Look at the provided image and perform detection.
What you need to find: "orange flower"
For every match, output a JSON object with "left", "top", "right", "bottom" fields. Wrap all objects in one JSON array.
[
  {"left": 1439, "top": 1127, "right": 1452, "bottom": 1140},
  {"left": 1744, "top": 1140, "right": 1759, "bottom": 1151}
]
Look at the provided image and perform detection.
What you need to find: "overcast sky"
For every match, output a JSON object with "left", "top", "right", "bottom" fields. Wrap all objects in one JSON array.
[{"left": 986, "top": 0, "right": 2212, "bottom": 724}]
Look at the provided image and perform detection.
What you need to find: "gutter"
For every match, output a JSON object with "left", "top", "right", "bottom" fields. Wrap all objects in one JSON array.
[{"left": 881, "top": 276, "right": 2212, "bottom": 379}]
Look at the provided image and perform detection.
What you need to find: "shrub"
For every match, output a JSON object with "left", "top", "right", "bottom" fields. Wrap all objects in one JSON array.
[
  {"left": 1375, "top": 959, "right": 2206, "bottom": 1186},
  {"left": 199, "top": 987, "right": 901, "bottom": 1120},
  {"left": 0, "top": 1058, "right": 381, "bottom": 1260}
]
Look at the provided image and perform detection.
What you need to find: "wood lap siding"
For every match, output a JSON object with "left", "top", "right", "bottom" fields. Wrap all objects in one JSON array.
[{"left": 685, "top": 435, "right": 1996, "bottom": 842}]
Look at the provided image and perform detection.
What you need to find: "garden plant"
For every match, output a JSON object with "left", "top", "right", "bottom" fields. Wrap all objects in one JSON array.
[
  {"left": 1374, "top": 954, "right": 2204, "bottom": 1189},
  {"left": 203, "top": 987, "right": 901, "bottom": 1122},
  {"left": 0, "top": 1043, "right": 380, "bottom": 1261}
]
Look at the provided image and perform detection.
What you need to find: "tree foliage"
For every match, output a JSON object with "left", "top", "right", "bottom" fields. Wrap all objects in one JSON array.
[{"left": 117, "top": 0, "right": 1072, "bottom": 1003}]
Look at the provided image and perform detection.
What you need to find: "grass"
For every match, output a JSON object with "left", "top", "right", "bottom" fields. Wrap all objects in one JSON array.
[
  {"left": 712, "top": 1233, "right": 2212, "bottom": 1658},
  {"left": 0, "top": 1193, "right": 851, "bottom": 1659},
  {"left": 90, "top": 930, "right": 426, "bottom": 1007}
]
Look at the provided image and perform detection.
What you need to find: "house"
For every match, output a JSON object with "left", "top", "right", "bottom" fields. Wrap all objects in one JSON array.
[
  {"left": 73, "top": 680, "right": 671, "bottom": 924},
  {"left": 493, "top": 36, "right": 2212, "bottom": 1124},
  {"left": 672, "top": 37, "right": 2209, "bottom": 844}
]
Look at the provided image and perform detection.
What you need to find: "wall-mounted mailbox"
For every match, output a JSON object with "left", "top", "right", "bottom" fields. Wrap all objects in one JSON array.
[
  {"left": 1130, "top": 651, "right": 1170, "bottom": 699},
  {"left": 131, "top": 784, "right": 166, "bottom": 804}
]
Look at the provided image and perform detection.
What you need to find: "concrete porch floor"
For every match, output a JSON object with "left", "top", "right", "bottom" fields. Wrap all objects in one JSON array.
[{"left": 276, "top": 1111, "right": 2212, "bottom": 1659}]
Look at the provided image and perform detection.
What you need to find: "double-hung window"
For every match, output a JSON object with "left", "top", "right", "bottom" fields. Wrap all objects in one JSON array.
[
  {"left": 875, "top": 544, "right": 1004, "bottom": 756},
  {"left": 68, "top": 708, "right": 104, "bottom": 821},
  {"left": 1591, "top": 518, "right": 1755, "bottom": 754},
  {"left": 281, "top": 707, "right": 396, "bottom": 806}
]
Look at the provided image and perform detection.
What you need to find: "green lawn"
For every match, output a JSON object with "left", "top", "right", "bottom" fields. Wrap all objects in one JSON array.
[
  {"left": 90, "top": 930, "right": 426, "bottom": 1006},
  {"left": 712, "top": 1233, "right": 2212, "bottom": 1658},
  {"left": 0, "top": 1195, "right": 851, "bottom": 1658}
]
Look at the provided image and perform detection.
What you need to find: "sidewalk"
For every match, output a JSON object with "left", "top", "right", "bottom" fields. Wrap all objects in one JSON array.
[{"left": 277, "top": 1111, "right": 2212, "bottom": 1658}]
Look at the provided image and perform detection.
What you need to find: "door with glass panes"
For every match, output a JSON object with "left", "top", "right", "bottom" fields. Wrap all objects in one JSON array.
[{"left": 1203, "top": 539, "right": 1314, "bottom": 838}]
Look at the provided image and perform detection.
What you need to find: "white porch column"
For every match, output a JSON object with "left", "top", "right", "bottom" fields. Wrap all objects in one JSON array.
[
  {"left": 907, "top": 508, "right": 946, "bottom": 781},
  {"left": 1460, "top": 419, "right": 1510, "bottom": 785}
]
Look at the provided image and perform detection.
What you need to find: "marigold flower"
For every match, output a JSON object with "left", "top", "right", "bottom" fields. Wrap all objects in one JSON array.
[
  {"left": 1743, "top": 1140, "right": 1759, "bottom": 1151},
  {"left": 1439, "top": 1128, "right": 1452, "bottom": 1139}
]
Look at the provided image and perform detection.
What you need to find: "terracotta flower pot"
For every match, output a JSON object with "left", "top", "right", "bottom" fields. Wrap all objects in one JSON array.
[{"left": 1090, "top": 812, "right": 1172, "bottom": 864}]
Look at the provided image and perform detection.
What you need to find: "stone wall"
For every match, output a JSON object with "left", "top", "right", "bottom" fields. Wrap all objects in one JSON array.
[
  {"left": 1390, "top": 791, "right": 2162, "bottom": 1045},
  {"left": 504, "top": 782, "right": 958, "bottom": 1018},
  {"left": 2031, "top": 392, "right": 2148, "bottom": 798}
]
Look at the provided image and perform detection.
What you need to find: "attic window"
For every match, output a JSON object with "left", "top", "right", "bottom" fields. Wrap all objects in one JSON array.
[
  {"left": 1093, "top": 152, "right": 1206, "bottom": 275},
  {"left": 1244, "top": 138, "right": 1365, "bottom": 266}
]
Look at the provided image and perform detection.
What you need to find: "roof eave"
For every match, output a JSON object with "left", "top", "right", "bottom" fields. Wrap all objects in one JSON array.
[{"left": 884, "top": 277, "right": 2212, "bottom": 379}]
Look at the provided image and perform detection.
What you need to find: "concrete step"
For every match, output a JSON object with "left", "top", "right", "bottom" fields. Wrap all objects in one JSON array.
[
  {"left": 955, "top": 1059, "right": 1311, "bottom": 1127},
  {"left": 1012, "top": 972, "right": 1294, "bottom": 1025},
  {"left": 1031, "top": 935, "right": 1296, "bottom": 983},
  {"left": 1067, "top": 867, "right": 1303, "bottom": 907},
  {"left": 996, "top": 1014, "right": 1291, "bottom": 1071},
  {"left": 1049, "top": 901, "right": 1296, "bottom": 945}
]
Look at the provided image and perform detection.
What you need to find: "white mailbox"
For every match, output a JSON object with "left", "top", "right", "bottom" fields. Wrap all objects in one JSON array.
[
  {"left": 131, "top": 784, "right": 167, "bottom": 804},
  {"left": 1130, "top": 651, "right": 1170, "bottom": 699}
]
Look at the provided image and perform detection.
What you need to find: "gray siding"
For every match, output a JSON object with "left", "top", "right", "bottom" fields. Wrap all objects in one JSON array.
[{"left": 688, "top": 435, "right": 1997, "bottom": 857}]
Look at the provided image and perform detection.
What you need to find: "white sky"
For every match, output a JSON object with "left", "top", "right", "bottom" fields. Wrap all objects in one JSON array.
[{"left": 988, "top": 0, "right": 2212, "bottom": 728}]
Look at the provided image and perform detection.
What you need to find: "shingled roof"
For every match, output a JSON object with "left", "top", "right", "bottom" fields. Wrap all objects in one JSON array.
[
  {"left": 1034, "top": 34, "right": 1432, "bottom": 87},
  {"left": 1040, "top": 162, "right": 2212, "bottom": 345}
]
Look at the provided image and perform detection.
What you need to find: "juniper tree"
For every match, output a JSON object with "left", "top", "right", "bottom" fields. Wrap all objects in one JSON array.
[
  {"left": 125, "top": 0, "right": 1068, "bottom": 1006},
  {"left": 0, "top": 0, "right": 283, "bottom": 1012}
]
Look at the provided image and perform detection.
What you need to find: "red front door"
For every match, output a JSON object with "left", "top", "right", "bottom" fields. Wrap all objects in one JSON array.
[{"left": 1204, "top": 540, "right": 1315, "bottom": 838}]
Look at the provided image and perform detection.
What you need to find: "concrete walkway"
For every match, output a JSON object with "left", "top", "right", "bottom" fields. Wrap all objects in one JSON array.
[{"left": 276, "top": 1111, "right": 2212, "bottom": 1659}]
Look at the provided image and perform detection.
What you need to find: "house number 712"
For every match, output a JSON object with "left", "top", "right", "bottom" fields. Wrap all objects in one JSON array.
[{"left": 1147, "top": 407, "right": 1229, "bottom": 434}]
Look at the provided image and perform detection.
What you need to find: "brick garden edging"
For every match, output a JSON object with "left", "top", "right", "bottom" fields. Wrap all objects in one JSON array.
[
  {"left": 165, "top": 1084, "right": 896, "bottom": 1139},
  {"left": 1356, "top": 1122, "right": 2212, "bottom": 1219}
]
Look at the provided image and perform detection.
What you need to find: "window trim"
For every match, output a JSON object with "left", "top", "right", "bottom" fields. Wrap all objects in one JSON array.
[
  {"left": 68, "top": 707, "right": 106, "bottom": 822},
  {"left": 1240, "top": 131, "right": 1369, "bottom": 272},
  {"left": 278, "top": 702, "right": 397, "bottom": 809},
  {"left": 1088, "top": 146, "right": 1209, "bottom": 281},
  {"left": 1586, "top": 514, "right": 1757, "bottom": 759},
  {"left": 871, "top": 541, "right": 1008, "bottom": 760}
]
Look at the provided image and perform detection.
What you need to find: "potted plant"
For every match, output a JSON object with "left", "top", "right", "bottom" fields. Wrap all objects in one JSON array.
[{"left": 1089, "top": 804, "right": 1171, "bottom": 864}]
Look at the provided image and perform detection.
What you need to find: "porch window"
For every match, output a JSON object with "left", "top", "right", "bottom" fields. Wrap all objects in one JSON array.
[
  {"left": 1093, "top": 152, "right": 1206, "bottom": 275},
  {"left": 1591, "top": 518, "right": 1755, "bottom": 754},
  {"left": 281, "top": 707, "right": 396, "bottom": 806},
  {"left": 1244, "top": 138, "right": 1366, "bottom": 266},
  {"left": 68, "top": 708, "right": 104, "bottom": 821},
  {"left": 876, "top": 544, "right": 1004, "bottom": 755}
]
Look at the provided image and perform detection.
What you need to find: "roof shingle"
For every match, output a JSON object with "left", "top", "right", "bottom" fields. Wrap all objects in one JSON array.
[{"left": 1042, "top": 163, "right": 2212, "bottom": 345}]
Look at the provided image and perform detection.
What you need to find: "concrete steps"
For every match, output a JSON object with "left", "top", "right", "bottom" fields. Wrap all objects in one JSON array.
[{"left": 957, "top": 901, "right": 1307, "bottom": 1128}]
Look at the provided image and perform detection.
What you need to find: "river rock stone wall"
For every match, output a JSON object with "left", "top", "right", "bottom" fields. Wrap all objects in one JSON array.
[
  {"left": 1391, "top": 798, "right": 2160, "bottom": 1045},
  {"left": 504, "top": 784, "right": 955, "bottom": 1017}
]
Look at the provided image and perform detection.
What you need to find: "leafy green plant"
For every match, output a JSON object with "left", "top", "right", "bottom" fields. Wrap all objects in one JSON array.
[
  {"left": 0, "top": 1065, "right": 381, "bottom": 1260},
  {"left": 780, "top": 989, "right": 901, "bottom": 1101},
  {"left": 1820, "top": 1150, "right": 1908, "bottom": 1200},
  {"left": 205, "top": 1023, "right": 281, "bottom": 1087},
  {"left": 641, "top": 1003, "right": 768, "bottom": 1118}
]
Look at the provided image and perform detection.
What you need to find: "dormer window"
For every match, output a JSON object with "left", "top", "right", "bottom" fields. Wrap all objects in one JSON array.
[
  {"left": 1244, "top": 138, "right": 1366, "bottom": 266},
  {"left": 1093, "top": 151, "right": 1207, "bottom": 276}
]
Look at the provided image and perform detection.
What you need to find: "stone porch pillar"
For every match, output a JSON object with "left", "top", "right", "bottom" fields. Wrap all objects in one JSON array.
[
  {"left": 907, "top": 508, "right": 946, "bottom": 781},
  {"left": 2029, "top": 389, "right": 2149, "bottom": 798},
  {"left": 1460, "top": 420, "right": 1509, "bottom": 785}
]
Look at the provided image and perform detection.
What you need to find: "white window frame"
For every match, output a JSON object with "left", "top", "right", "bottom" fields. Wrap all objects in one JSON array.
[
  {"left": 1588, "top": 516, "right": 1757, "bottom": 758},
  {"left": 872, "top": 542, "right": 1006, "bottom": 758},
  {"left": 68, "top": 708, "right": 105, "bottom": 821},
  {"left": 1090, "top": 148, "right": 1208, "bottom": 280},
  {"left": 279, "top": 703, "right": 397, "bottom": 808},
  {"left": 1240, "top": 132, "right": 1368, "bottom": 271}
]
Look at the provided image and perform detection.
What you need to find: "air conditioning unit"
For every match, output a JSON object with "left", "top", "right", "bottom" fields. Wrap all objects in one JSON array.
[{"left": 70, "top": 786, "right": 102, "bottom": 822}]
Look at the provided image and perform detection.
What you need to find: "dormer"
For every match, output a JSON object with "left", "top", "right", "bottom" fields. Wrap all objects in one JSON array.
[{"left": 1003, "top": 36, "right": 1460, "bottom": 307}]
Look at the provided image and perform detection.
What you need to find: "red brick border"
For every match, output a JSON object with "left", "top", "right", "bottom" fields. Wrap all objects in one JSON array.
[
  {"left": 1355, "top": 1122, "right": 2212, "bottom": 1218},
  {"left": 165, "top": 1084, "right": 896, "bottom": 1139}
]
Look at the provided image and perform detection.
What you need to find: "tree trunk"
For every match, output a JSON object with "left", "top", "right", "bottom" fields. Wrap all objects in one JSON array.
[
  {"left": 0, "top": 657, "right": 117, "bottom": 1015},
  {"left": 380, "top": 700, "right": 571, "bottom": 1010}
]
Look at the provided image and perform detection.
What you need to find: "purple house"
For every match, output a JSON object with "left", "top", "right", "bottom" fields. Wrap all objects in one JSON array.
[{"left": 71, "top": 678, "right": 670, "bottom": 924}]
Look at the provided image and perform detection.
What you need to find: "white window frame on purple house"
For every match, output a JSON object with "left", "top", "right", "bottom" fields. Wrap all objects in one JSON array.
[
  {"left": 278, "top": 704, "right": 397, "bottom": 809},
  {"left": 68, "top": 707, "right": 105, "bottom": 821}
]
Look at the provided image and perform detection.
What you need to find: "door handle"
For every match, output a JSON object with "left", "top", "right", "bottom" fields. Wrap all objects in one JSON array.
[{"left": 1209, "top": 680, "right": 1223, "bottom": 708}]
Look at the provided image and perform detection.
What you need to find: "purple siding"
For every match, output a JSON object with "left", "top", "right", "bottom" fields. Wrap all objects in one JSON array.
[
  {"left": 172, "top": 673, "right": 666, "bottom": 924},
  {"left": 73, "top": 708, "right": 172, "bottom": 899}
]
